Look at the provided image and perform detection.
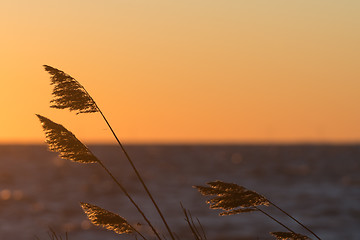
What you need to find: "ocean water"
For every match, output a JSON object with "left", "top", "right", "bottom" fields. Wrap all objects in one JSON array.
[{"left": 0, "top": 144, "right": 359, "bottom": 240}]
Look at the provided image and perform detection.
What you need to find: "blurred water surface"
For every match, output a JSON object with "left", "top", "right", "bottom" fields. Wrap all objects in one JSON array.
[{"left": 0, "top": 144, "right": 359, "bottom": 240}]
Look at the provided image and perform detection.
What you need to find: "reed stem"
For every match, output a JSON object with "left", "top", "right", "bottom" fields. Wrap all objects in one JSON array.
[
  {"left": 181, "top": 204, "right": 201, "bottom": 240},
  {"left": 97, "top": 161, "right": 161, "bottom": 240},
  {"left": 129, "top": 224, "right": 148, "bottom": 240},
  {"left": 94, "top": 104, "right": 175, "bottom": 240},
  {"left": 268, "top": 200, "right": 321, "bottom": 240},
  {"left": 255, "top": 207, "right": 296, "bottom": 234}
]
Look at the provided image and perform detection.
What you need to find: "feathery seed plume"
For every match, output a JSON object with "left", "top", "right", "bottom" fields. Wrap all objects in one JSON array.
[
  {"left": 81, "top": 202, "right": 134, "bottom": 235},
  {"left": 36, "top": 114, "right": 99, "bottom": 163},
  {"left": 194, "top": 180, "right": 269, "bottom": 215},
  {"left": 43, "top": 65, "right": 98, "bottom": 114}
]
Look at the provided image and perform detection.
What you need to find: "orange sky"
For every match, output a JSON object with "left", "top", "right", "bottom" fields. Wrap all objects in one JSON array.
[{"left": 1, "top": 1, "right": 360, "bottom": 144}]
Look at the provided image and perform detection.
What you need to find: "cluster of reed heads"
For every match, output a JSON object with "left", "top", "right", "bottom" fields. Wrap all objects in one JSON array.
[{"left": 36, "top": 65, "right": 321, "bottom": 240}]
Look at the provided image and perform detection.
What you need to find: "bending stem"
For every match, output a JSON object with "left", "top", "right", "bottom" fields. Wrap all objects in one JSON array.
[
  {"left": 98, "top": 161, "right": 161, "bottom": 240},
  {"left": 269, "top": 200, "right": 321, "bottom": 240},
  {"left": 96, "top": 106, "right": 175, "bottom": 240},
  {"left": 255, "top": 207, "right": 296, "bottom": 234}
]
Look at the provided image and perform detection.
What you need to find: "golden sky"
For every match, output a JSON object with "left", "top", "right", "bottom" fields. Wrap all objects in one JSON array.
[{"left": 1, "top": 0, "right": 360, "bottom": 144}]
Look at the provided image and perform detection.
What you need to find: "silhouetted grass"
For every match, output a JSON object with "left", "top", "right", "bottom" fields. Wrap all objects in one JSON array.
[
  {"left": 195, "top": 181, "right": 321, "bottom": 240},
  {"left": 37, "top": 65, "right": 321, "bottom": 240}
]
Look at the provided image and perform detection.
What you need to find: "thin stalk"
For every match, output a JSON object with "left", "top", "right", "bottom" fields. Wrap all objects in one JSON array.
[
  {"left": 97, "top": 161, "right": 161, "bottom": 240},
  {"left": 268, "top": 200, "right": 321, "bottom": 240},
  {"left": 93, "top": 103, "right": 175, "bottom": 240},
  {"left": 196, "top": 217, "right": 207, "bottom": 240},
  {"left": 255, "top": 207, "right": 296, "bottom": 234},
  {"left": 181, "top": 204, "right": 200, "bottom": 240},
  {"left": 129, "top": 225, "right": 147, "bottom": 240},
  {"left": 188, "top": 211, "right": 202, "bottom": 239}
]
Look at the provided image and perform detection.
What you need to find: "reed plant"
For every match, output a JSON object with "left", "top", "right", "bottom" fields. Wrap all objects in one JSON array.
[
  {"left": 37, "top": 65, "right": 321, "bottom": 240},
  {"left": 194, "top": 181, "right": 321, "bottom": 240}
]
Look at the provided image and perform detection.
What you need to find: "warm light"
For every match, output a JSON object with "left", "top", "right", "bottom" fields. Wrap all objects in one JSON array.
[{"left": 1, "top": 1, "right": 359, "bottom": 144}]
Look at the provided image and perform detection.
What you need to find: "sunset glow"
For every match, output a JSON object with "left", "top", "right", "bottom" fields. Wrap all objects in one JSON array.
[{"left": 1, "top": 0, "right": 360, "bottom": 144}]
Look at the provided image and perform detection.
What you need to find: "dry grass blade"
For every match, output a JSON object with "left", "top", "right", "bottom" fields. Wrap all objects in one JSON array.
[
  {"left": 43, "top": 65, "right": 98, "bottom": 114},
  {"left": 194, "top": 180, "right": 269, "bottom": 215},
  {"left": 271, "top": 232, "right": 311, "bottom": 240},
  {"left": 36, "top": 114, "right": 99, "bottom": 163},
  {"left": 81, "top": 202, "right": 133, "bottom": 235},
  {"left": 180, "top": 203, "right": 207, "bottom": 240}
]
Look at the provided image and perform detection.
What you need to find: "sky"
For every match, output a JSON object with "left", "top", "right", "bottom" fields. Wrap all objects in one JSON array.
[{"left": 1, "top": 0, "right": 360, "bottom": 144}]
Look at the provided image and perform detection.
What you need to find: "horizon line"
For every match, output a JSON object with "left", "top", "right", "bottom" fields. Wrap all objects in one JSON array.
[{"left": 1, "top": 140, "right": 360, "bottom": 146}]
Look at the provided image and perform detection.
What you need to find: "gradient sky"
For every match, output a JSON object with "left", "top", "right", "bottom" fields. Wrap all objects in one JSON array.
[{"left": 1, "top": 0, "right": 360, "bottom": 144}]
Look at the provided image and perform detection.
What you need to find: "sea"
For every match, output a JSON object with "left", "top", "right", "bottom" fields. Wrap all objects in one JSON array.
[{"left": 0, "top": 144, "right": 359, "bottom": 240}]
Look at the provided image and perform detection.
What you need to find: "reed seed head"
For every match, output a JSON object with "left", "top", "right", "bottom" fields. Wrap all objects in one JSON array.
[
  {"left": 43, "top": 65, "right": 98, "bottom": 114},
  {"left": 81, "top": 202, "right": 133, "bottom": 235},
  {"left": 194, "top": 180, "right": 269, "bottom": 215},
  {"left": 36, "top": 114, "right": 99, "bottom": 163}
]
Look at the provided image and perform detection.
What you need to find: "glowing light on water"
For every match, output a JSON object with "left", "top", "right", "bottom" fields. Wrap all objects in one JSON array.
[{"left": 0, "top": 189, "right": 11, "bottom": 200}]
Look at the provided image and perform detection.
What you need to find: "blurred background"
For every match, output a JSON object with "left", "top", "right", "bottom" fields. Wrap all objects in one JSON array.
[{"left": 0, "top": 144, "right": 359, "bottom": 239}]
